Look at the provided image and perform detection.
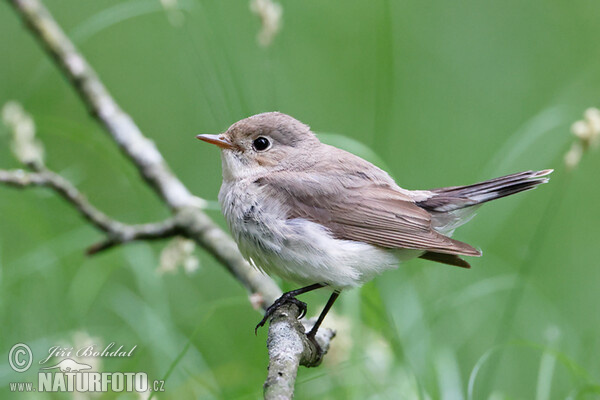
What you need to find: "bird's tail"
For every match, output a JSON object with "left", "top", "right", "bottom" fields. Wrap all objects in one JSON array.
[
  {"left": 416, "top": 169, "right": 552, "bottom": 238},
  {"left": 417, "top": 169, "right": 553, "bottom": 213}
]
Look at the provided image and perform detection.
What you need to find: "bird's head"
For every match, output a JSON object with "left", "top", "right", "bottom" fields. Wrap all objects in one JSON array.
[{"left": 197, "top": 112, "right": 320, "bottom": 180}]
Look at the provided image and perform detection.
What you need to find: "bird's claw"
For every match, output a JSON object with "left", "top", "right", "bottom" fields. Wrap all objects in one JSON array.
[
  {"left": 305, "top": 331, "right": 323, "bottom": 361},
  {"left": 255, "top": 295, "right": 307, "bottom": 335}
]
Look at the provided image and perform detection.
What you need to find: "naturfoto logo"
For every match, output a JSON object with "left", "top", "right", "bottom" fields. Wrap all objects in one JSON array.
[{"left": 8, "top": 342, "right": 165, "bottom": 394}]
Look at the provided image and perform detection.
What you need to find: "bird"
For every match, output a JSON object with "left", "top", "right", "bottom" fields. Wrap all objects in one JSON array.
[{"left": 197, "top": 112, "right": 551, "bottom": 342}]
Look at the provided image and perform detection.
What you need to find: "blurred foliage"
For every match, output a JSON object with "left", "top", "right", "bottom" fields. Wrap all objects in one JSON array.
[{"left": 1, "top": 0, "right": 600, "bottom": 399}]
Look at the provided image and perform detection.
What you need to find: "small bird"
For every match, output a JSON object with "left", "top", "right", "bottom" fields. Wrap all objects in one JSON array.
[{"left": 197, "top": 112, "right": 551, "bottom": 341}]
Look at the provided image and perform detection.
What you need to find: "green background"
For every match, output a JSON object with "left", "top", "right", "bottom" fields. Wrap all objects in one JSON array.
[{"left": 1, "top": 0, "right": 599, "bottom": 398}]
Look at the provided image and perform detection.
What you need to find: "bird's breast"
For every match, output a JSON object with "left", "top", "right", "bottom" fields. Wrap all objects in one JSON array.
[{"left": 218, "top": 179, "right": 287, "bottom": 253}]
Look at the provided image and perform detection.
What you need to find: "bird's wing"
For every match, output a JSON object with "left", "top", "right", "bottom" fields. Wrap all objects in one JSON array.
[{"left": 255, "top": 170, "right": 481, "bottom": 257}]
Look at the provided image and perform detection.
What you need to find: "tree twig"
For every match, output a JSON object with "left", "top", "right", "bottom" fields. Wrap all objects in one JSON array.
[
  {"left": 10, "top": 0, "right": 191, "bottom": 209},
  {"left": 0, "top": 168, "right": 181, "bottom": 253},
  {"left": 264, "top": 303, "right": 336, "bottom": 400},
  {"left": 85, "top": 219, "right": 181, "bottom": 255}
]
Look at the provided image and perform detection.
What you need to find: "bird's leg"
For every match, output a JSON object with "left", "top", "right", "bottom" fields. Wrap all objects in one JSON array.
[
  {"left": 255, "top": 283, "right": 326, "bottom": 334},
  {"left": 306, "top": 290, "right": 340, "bottom": 340},
  {"left": 304, "top": 291, "right": 340, "bottom": 360}
]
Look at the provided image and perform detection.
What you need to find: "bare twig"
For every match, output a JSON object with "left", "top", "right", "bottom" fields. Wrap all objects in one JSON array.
[
  {"left": 10, "top": 0, "right": 191, "bottom": 209},
  {"left": 264, "top": 303, "right": 335, "bottom": 400},
  {"left": 6, "top": 1, "right": 334, "bottom": 397},
  {"left": 85, "top": 219, "right": 180, "bottom": 255},
  {"left": 0, "top": 168, "right": 180, "bottom": 253}
]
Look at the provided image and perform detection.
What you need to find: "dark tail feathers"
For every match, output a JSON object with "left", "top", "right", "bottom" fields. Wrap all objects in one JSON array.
[{"left": 417, "top": 169, "right": 553, "bottom": 213}]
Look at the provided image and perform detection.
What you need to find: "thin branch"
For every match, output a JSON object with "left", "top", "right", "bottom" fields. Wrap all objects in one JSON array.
[
  {"left": 1, "top": 168, "right": 123, "bottom": 232},
  {"left": 10, "top": 0, "right": 191, "bottom": 209},
  {"left": 264, "top": 303, "right": 336, "bottom": 399},
  {"left": 8, "top": 0, "right": 282, "bottom": 308},
  {"left": 0, "top": 168, "right": 180, "bottom": 253},
  {"left": 85, "top": 219, "right": 180, "bottom": 255}
]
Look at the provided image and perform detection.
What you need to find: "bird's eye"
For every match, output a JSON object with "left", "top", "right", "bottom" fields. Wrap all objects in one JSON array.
[{"left": 252, "top": 137, "right": 270, "bottom": 151}]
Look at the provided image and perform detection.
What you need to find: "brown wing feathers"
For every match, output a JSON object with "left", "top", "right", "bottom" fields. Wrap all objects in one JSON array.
[{"left": 255, "top": 172, "right": 481, "bottom": 259}]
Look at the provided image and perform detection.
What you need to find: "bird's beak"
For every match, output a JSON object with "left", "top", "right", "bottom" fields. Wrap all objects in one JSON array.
[{"left": 196, "top": 134, "right": 233, "bottom": 150}]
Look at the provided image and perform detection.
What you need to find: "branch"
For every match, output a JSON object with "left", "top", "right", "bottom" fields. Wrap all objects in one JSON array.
[
  {"left": 85, "top": 219, "right": 180, "bottom": 255},
  {"left": 7, "top": 2, "right": 334, "bottom": 397},
  {"left": 264, "top": 303, "right": 335, "bottom": 399},
  {"left": 9, "top": 0, "right": 191, "bottom": 209},
  {"left": 0, "top": 168, "right": 180, "bottom": 253},
  {"left": 8, "top": 0, "right": 282, "bottom": 308}
]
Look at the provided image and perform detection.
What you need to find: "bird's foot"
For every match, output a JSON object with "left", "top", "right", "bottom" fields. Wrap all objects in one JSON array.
[
  {"left": 255, "top": 294, "right": 307, "bottom": 334},
  {"left": 306, "top": 330, "right": 322, "bottom": 351},
  {"left": 303, "top": 329, "right": 324, "bottom": 366}
]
